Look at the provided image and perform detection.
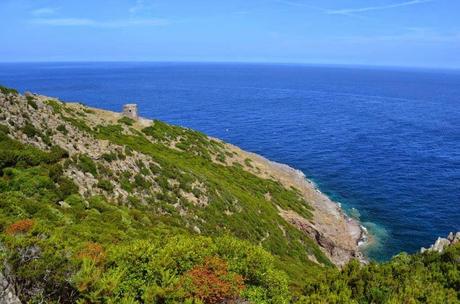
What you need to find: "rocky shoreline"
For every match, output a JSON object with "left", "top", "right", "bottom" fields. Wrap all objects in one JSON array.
[
  {"left": 69, "top": 100, "right": 369, "bottom": 267},
  {"left": 226, "top": 144, "right": 368, "bottom": 266},
  {"left": 421, "top": 232, "right": 460, "bottom": 254}
]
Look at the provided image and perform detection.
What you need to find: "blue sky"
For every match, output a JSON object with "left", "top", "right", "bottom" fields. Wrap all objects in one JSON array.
[{"left": 1, "top": 0, "right": 459, "bottom": 68}]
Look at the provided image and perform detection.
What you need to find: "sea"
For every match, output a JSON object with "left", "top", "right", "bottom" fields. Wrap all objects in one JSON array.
[{"left": 0, "top": 62, "right": 458, "bottom": 261}]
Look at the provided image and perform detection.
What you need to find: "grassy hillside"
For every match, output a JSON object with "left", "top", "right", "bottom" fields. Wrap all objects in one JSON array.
[{"left": 0, "top": 86, "right": 458, "bottom": 303}]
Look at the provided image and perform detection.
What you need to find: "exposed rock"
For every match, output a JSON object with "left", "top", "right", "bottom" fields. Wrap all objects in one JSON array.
[
  {"left": 278, "top": 208, "right": 366, "bottom": 266},
  {"left": 0, "top": 272, "right": 21, "bottom": 304},
  {"left": 421, "top": 232, "right": 460, "bottom": 253},
  {"left": 193, "top": 226, "right": 201, "bottom": 234}
]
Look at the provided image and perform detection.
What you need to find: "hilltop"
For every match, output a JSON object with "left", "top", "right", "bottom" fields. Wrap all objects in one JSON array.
[{"left": 0, "top": 86, "right": 458, "bottom": 303}]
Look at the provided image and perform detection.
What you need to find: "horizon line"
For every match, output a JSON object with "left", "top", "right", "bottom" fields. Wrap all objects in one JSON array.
[{"left": 0, "top": 60, "right": 459, "bottom": 72}]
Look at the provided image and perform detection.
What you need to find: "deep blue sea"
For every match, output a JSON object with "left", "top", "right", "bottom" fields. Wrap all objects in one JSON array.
[{"left": 0, "top": 62, "right": 459, "bottom": 261}]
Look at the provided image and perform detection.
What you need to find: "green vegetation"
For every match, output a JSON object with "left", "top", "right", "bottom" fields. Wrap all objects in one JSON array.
[
  {"left": 118, "top": 116, "right": 135, "bottom": 126},
  {"left": 298, "top": 247, "right": 460, "bottom": 303},
  {"left": 101, "top": 152, "right": 117, "bottom": 162},
  {"left": 0, "top": 87, "right": 459, "bottom": 303},
  {"left": 0, "top": 125, "right": 67, "bottom": 172},
  {"left": 142, "top": 120, "right": 226, "bottom": 160},
  {"left": 0, "top": 129, "right": 289, "bottom": 303},
  {"left": 0, "top": 85, "right": 18, "bottom": 95},
  {"left": 96, "top": 179, "right": 114, "bottom": 191},
  {"left": 57, "top": 124, "right": 69, "bottom": 135},
  {"left": 26, "top": 95, "right": 38, "bottom": 110},
  {"left": 76, "top": 154, "right": 98, "bottom": 177},
  {"left": 45, "top": 99, "right": 63, "bottom": 114},
  {"left": 96, "top": 121, "right": 324, "bottom": 278},
  {"left": 21, "top": 122, "right": 39, "bottom": 138}
]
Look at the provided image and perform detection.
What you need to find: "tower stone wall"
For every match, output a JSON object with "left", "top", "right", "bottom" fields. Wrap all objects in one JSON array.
[{"left": 123, "top": 104, "right": 138, "bottom": 119}]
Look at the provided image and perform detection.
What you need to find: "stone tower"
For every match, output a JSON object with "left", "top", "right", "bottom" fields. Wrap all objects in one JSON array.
[{"left": 123, "top": 104, "right": 138, "bottom": 119}]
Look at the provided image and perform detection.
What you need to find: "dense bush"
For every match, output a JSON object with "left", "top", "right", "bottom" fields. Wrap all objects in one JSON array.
[
  {"left": 26, "top": 95, "right": 38, "bottom": 110},
  {"left": 0, "top": 129, "right": 67, "bottom": 173},
  {"left": 101, "top": 152, "right": 117, "bottom": 162},
  {"left": 21, "top": 122, "right": 38, "bottom": 138},
  {"left": 76, "top": 154, "right": 98, "bottom": 177},
  {"left": 118, "top": 116, "right": 135, "bottom": 126},
  {"left": 298, "top": 246, "right": 460, "bottom": 303},
  {"left": 57, "top": 124, "right": 68, "bottom": 135},
  {"left": 97, "top": 179, "right": 114, "bottom": 191}
]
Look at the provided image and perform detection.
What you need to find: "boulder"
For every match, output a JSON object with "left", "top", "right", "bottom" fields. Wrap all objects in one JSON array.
[{"left": 421, "top": 232, "right": 460, "bottom": 253}]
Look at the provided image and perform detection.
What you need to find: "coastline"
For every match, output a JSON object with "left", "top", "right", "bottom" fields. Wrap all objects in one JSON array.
[
  {"left": 58, "top": 102, "right": 368, "bottom": 266},
  {"left": 225, "top": 143, "right": 368, "bottom": 266}
]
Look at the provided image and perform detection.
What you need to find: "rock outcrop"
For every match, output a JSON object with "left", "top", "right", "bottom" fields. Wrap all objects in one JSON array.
[
  {"left": 0, "top": 272, "right": 21, "bottom": 304},
  {"left": 421, "top": 232, "right": 460, "bottom": 253}
]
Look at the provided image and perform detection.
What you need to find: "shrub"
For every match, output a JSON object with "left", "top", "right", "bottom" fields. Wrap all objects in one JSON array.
[
  {"left": 118, "top": 117, "right": 135, "bottom": 126},
  {"left": 125, "top": 146, "right": 133, "bottom": 156},
  {"left": 0, "top": 85, "right": 18, "bottom": 95},
  {"left": 26, "top": 96, "right": 38, "bottom": 110},
  {"left": 77, "top": 155, "right": 98, "bottom": 177},
  {"left": 57, "top": 124, "right": 68, "bottom": 135},
  {"left": 63, "top": 116, "right": 92, "bottom": 132},
  {"left": 48, "top": 163, "right": 63, "bottom": 182},
  {"left": 5, "top": 219, "right": 34, "bottom": 235},
  {"left": 101, "top": 152, "right": 117, "bottom": 162},
  {"left": 120, "top": 177, "right": 134, "bottom": 192},
  {"left": 21, "top": 123, "right": 38, "bottom": 138},
  {"left": 117, "top": 151, "right": 126, "bottom": 160},
  {"left": 48, "top": 145, "right": 69, "bottom": 162},
  {"left": 45, "top": 99, "right": 63, "bottom": 114},
  {"left": 149, "top": 163, "right": 161, "bottom": 175},
  {"left": 57, "top": 177, "right": 79, "bottom": 199},
  {"left": 181, "top": 256, "right": 245, "bottom": 304},
  {"left": 77, "top": 242, "right": 106, "bottom": 265},
  {"left": 97, "top": 179, "right": 114, "bottom": 192},
  {"left": 0, "top": 124, "right": 9, "bottom": 135},
  {"left": 134, "top": 173, "right": 150, "bottom": 189}
]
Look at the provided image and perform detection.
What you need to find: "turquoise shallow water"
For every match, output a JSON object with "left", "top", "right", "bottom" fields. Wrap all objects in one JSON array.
[{"left": 0, "top": 62, "right": 459, "bottom": 261}]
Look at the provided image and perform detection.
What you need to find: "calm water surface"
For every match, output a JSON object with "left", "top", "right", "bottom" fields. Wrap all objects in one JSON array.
[{"left": 1, "top": 62, "right": 459, "bottom": 260}]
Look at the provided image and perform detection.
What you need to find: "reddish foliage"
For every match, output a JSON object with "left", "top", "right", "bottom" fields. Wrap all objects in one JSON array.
[
  {"left": 77, "top": 242, "right": 106, "bottom": 264},
  {"left": 181, "top": 257, "right": 245, "bottom": 304},
  {"left": 5, "top": 219, "right": 35, "bottom": 235}
]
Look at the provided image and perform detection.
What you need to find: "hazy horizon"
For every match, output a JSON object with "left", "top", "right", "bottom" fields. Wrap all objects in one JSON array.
[{"left": 1, "top": 60, "right": 460, "bottom": 72}]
